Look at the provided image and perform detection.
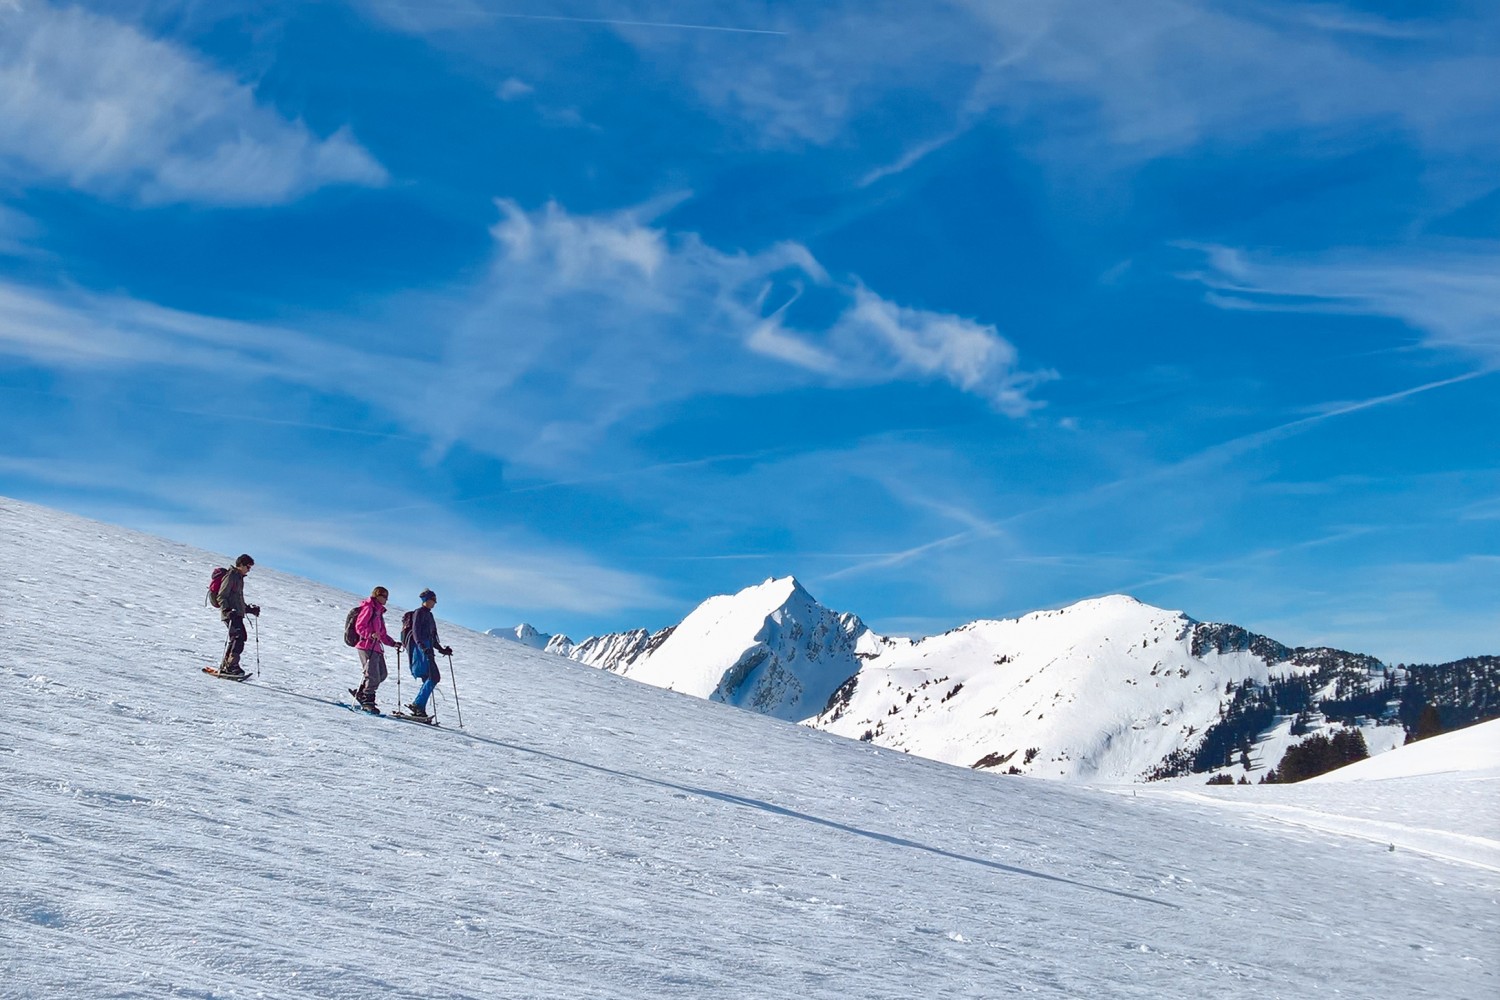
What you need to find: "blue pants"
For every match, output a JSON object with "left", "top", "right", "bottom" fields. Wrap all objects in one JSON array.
[{"left": 411, "top": 645, "right": 442, "bottom": 710}]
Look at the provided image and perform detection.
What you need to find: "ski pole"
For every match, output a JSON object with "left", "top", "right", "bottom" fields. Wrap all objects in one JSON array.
[
  {"left": 395, "top": 644, "right": 402, "bottom": 708},
  {"left": 446, "top": 652, "right": 462, "bottom": 729},
  {"left": 252, "top": 615, "right": 261, "bottom": 677}
]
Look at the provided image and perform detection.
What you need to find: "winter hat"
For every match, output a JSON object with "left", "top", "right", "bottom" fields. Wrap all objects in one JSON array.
[{"left": 419, "top": 589, "right": 437, "bottom": 602}]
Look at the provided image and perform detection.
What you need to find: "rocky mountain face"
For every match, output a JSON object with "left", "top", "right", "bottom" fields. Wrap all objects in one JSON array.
[
  {"left": 500, "top": 581, "right": 1499, "bottom": 783},
  {"left": 571, "top": 577, "right": 868, "bottom": 722}
]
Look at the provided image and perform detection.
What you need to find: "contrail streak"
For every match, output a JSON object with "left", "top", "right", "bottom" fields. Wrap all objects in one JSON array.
[{"left": 488, "top": 11, "right": 785, "bottom": 35}]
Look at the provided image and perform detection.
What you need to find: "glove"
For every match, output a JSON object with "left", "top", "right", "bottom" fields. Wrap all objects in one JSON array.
[
  {"left": 440, "top": 646, "right": 453, "bottom": 657},
  {"left": 248, "top": 605, "right": 261, "bottom": 617}
]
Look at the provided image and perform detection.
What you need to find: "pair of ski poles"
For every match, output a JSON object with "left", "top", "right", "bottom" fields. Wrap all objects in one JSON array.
[{"left": 394, "top": 645, "right": 464, "bottom": 728}]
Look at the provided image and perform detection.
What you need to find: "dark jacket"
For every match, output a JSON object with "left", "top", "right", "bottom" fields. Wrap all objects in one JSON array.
[
  {"left": 219, "top": 566, "right": 248, "bottom": 620},
  {"left": 412, "top": 605, "right": 441, "bottom": 652}
]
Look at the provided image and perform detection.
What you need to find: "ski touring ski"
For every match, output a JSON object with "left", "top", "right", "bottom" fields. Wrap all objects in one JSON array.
[
  {"left": 389, "top": 712, "right": 439, "bottom": 727},
  {"left": 203, "top": 666, "right": 250, "bottom": 682}
]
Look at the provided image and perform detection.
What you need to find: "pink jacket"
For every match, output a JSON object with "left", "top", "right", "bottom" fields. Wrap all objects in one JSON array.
[{"left": 355, "top": 599, "right": 396, "bottom": 651}]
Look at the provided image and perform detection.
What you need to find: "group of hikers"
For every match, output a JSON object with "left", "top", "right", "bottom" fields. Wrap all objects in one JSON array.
[{"left": 211, "top": 553, "right": 455, "bottom": 720}]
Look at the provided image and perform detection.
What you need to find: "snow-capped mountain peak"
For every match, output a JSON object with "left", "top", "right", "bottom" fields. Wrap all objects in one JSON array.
[
  {"left": 486, "top": 622, "right": 575, "bottom": 653},
  {"left": 563, "top": 575, "right": 868, "bottom": 721},
  {"left": 540, "top": 581, "right": 1493, "bottom": 786}
]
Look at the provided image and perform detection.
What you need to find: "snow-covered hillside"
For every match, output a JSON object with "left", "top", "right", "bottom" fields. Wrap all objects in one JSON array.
[
  {"left": 3, "top": 496, "right": 1498, "bottom": 998},
  {"left": 816, "top": 595, "right": 1406, "bottom": 782},
  {"left": 545, "top": 582, "right": 1464, "bottom": 783},
  {"left": 1310, "top": 718, "right": 1500, "bottom": 783}
]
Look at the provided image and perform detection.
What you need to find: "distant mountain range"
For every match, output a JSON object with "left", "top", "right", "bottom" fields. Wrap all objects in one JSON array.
[{"left": 491, "top": 577, "right": 1500, "bottom": 783}]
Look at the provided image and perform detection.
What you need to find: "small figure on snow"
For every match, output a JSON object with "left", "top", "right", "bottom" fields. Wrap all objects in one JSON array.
[
  {"left": 404, "top": 589, "right": 453, "bottom": 720},
  {"left": 215, "top": 554, "right": 260, "bottom": 678},
  {"left": 350, "top": 586, "right": 400, "bottom": 713}
]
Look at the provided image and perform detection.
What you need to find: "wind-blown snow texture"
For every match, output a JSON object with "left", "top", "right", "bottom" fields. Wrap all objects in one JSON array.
[{"left": 2, "top": 496, "right": 1496, "bottom": 998}]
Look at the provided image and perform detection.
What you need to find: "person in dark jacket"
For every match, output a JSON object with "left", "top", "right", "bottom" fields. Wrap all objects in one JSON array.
[
  {"left": 217, "top": 554, "right": 260, "bottom": 677},
  {"left": 404, "top": 589, "right": 452, "bottom": 719}
]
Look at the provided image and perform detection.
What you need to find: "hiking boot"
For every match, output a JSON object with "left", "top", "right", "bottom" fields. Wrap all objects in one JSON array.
[
  {"left": 406, "top": 703, "right": 428, "bottom": 718},
  {"left": 360, "top": 701, "right": 381, "bottom": 715},
  {"left": 221, "top": 665, "right": 247, "bottom": 678}
]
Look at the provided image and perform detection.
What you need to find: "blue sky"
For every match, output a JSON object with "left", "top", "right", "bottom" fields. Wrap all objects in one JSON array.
[{"left": 1, "top": 0, "right": 1496, "bottom": 662}]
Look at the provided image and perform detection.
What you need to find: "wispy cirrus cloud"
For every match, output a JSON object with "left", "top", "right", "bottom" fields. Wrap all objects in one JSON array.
[
  {"left": 0, "top": 454, "right": 668, "bottom": 618},
  {"left": 0, "top": 197, "right": 1049, "bottom": 471},
  {"left": 416, "top": 198, "right": 1051, "bottom": 465},
  {"left": 0, "top": 2, "right": 386, "bottom": 205},
  {"left": 1182, "top": 242, "right": 1500, "bottom": 366},
  {"left": 0, "top": 203, "right": 41, "bottom": 257},
  {"left": 614, "top": 0, "right": 1500, "bottom": 191},
  {"left": 0, "top": 281, "right": 415, "bottom": 385}
]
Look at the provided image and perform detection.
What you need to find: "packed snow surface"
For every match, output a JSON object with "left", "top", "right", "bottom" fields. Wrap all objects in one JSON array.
[
  {"left": 1, "top": 496, "right": 1496, "bottom": 998},
  {"left": 1310, "top": 717, "right": 1500, "bottom": 783}
]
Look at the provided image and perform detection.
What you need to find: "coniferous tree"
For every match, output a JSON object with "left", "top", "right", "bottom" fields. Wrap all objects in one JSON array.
[{"left": 1412, "top": 704, "right": 1444, "bottom": 743}]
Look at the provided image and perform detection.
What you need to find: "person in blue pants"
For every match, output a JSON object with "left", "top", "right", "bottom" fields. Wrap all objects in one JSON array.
[{"left": 405, "top": 589, "right": 452, "bottom": 719}]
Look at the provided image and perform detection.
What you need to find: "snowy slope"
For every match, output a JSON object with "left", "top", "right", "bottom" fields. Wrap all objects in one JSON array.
[
  {"left": 3, "top": 495, "right": 1498, "bottom": 999},
  {"left": 1311, "top": 718, "right": 1500, "bottom": 783},
  {"left": 1139, "top": 719, "right": 1500, "bottom": 875}
]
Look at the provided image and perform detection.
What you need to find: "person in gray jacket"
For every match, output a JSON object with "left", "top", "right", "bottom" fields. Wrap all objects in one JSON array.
[{"left": 217, "top": 554, "right": 260, "bottom": 677}]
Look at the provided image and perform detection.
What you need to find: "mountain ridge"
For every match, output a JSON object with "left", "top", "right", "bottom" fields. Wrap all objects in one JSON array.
[{"left": 503, "top": 579, "right": 1499, "bottom": 784}]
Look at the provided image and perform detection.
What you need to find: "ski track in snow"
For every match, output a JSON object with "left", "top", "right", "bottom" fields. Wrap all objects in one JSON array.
[{"left": 1, "top": 496, "right": 1497, "bottom": 998}]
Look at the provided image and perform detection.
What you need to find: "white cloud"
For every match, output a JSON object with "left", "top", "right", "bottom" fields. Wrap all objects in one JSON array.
[
  {"left": 956, "top": 0, "right": 1500, "bottom": 163},
  {"left": 745, "top": 317, "right": 840, "bottom": 374},
  {"left": 497, "top": 77, "right": 534, "bottom": 101},
  {"left": 0, "top": 3, "right": 387, "bottom": 205},
  {"left": 492, "top": 199, "right": 669, "bottom": 287},
  {"left": 0, "top": 280, "right": 425, "bottom": 410},
  {"left": 0, "top": 452, "right": 669, "bottom": 617},
  {"left": 416, "top": 200, "right": 1052, "bottom": 464},
  {"left": 751, "top": 284, "right": 1052, "bottom": 416},
  {"left": 1184, "top": 241, "right": 1500, "bottom": 366},
  {"left": 612, "top": 0, "right": 1500, "bottom": 196},
  {"left": 0, "top": 197, "right": 1050, "bottom": 472},
  {"left": 835, "top": 287, "right": 1051, "bottom": 415}
]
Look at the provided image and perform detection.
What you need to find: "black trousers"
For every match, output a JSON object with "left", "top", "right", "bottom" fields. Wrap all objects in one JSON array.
[{"left": 221, "top": 614, "right": 247, "bottom": 671}]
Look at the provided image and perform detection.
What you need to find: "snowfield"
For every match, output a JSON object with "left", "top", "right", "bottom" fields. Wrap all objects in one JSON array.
[{"left": 1, "top": 496, "right": 1496, "bottom": 998}]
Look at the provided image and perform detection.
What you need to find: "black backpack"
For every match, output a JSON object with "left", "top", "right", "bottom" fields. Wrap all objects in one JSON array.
[
  {"left": 400, "top": 610, "right": 415, "bottom": 650},
  {"left": 343, "top": 606, "right": 361, "bottom": 647}
]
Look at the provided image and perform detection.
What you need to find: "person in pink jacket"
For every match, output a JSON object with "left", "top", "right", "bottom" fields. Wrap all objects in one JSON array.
[{"left": 350, "top": 585, "right": 400, "bottom": 713}]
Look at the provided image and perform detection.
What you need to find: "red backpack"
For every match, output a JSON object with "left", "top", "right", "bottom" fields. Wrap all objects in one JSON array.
[{"left": 207, "top": 567, "right": 229, "bottom": 608}]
